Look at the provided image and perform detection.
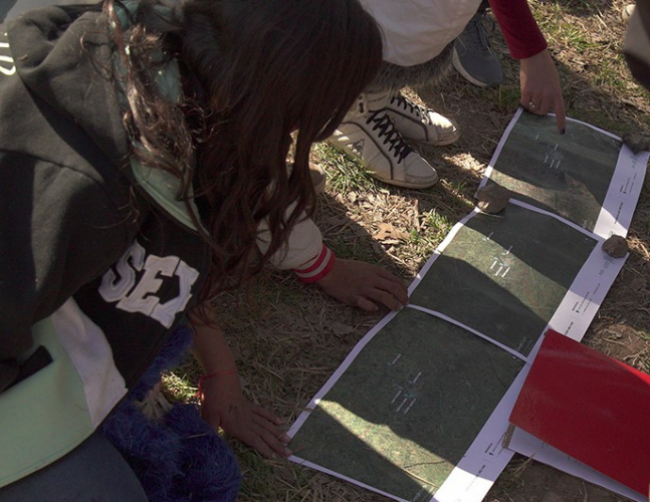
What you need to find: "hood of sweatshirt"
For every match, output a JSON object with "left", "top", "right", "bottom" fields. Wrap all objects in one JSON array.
[
  {"left": 7, "top": 6, "right": 129, "bottom": 174},
  {"left": 5, "top": 4, "right": 200, "bottom": 231},
  {"left": 0, "top": 4, "right": 208, "bottom": 370}
]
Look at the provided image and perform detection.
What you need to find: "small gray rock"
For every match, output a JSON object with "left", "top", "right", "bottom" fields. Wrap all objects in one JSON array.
[
  {"left": 476, "top": 184, "right": 512, "bottom": 214},
  {"left": 622, "top": 132, "right": 650, "bottom": 154},
  {"left": 602, "top": 235, "right": 628, "bottom": 258}
]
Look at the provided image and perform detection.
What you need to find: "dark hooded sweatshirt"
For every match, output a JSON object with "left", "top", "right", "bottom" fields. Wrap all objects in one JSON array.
[{"left": 0, "top": 5, "right": 209, "bottom": 486}]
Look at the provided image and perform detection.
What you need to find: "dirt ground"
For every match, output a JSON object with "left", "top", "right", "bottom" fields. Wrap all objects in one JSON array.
[{"left": 203, "top": 2, "right": 650, "bottom": 501}]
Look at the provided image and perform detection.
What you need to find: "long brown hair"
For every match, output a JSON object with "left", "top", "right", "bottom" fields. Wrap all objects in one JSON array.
[{"left": 106, "top": 0, "right": 382, "bottom": 298}]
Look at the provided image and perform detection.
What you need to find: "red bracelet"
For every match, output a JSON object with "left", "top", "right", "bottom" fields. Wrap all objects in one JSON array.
[
  {"left": 196, "top": 369, "right": 238, "bottom": 401},
  {"left": 292, "top": 244, "right": 336, "bottom": 283}
]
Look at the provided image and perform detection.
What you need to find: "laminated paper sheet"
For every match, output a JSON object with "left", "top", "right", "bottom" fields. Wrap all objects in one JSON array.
[{"left": 288, "top": 110, "right": 648, "bottom": 502}]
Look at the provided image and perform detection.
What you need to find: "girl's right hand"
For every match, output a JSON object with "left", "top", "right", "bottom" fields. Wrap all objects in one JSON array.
[{"left": 200, "top": 372, "right": 292, "bottom": 459}]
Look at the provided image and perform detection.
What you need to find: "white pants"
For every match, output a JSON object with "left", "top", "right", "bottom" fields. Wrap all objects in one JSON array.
[{"left": 358, "top": 0, "right": 483, "bottom": 66}]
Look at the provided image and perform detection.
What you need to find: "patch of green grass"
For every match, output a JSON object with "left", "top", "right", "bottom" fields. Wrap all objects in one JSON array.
[
  {"left": 400, "top": 209, "right": 454, "bottom": 266},
  {"left": 496, "top": 85, "right": 521, "bottom": 113},
  {"left": 164, "top": 361, "right": 201, "bottom": 402},
  {"left": 448, "top": 179, "right": 468, "bottom": 197},
  {"left": 313, "top": 143, "right": 378, "bottom": 194},
  {"left": 596, "top": 58, "right": 628, "bottom": 92},
  {"left": 422, "top": 208, "right": 453, "bottom": 236},
  {"left": 529, "top": 2, "right": 567, "bottom": 38},
  {"left": 560, "top": 25, "right": 596, "bottom": 53}
]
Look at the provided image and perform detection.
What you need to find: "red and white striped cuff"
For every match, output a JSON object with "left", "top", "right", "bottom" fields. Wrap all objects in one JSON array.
[{"left": 292, "top": 244, "right": 336, "bottom": 283}]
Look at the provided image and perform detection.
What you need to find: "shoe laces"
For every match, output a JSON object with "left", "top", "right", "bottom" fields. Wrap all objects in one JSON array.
[
  {"left": 366, "top": 111, "right": 412, "bottom": 162},
  {"left": 463, "top": 11, "right": 495, "bottom": 53},
  {"left": 390, "top": 93, "right": 433, "bottom": 125}
]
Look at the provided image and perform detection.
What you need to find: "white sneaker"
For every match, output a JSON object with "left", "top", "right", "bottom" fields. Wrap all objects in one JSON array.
[
  {"left": 329, "top": 99, "right": 439, "bottom": 189},
  {"left": 622, "top": 3, "right": 635, "bottom": 21},
  {"left": 383, "top": 92, "right": 461, "bottom": 146}
]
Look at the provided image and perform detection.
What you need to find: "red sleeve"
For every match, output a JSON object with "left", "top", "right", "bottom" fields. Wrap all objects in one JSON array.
[{"left": 488, "top": 0, "right": 548, "bottom": 59}]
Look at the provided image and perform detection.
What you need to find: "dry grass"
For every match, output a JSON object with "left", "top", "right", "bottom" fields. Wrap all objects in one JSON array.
[{"left": 169, "top": 1, "right": 650, "bottom": 500}]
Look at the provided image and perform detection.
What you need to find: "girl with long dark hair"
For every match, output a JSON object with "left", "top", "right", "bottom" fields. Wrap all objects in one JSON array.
[{"left": 0, "top": 0, "right": 382, "bottom": 498}]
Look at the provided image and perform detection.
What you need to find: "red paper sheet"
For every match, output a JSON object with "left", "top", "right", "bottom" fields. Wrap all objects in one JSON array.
[{"left": 510, "top": 330, "right": 650, "bottom": 496}]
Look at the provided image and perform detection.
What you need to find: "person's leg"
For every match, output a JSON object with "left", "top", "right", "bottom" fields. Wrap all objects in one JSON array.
[
  {"left": 0, "top": 433, "right": 148, "bottom": 502},
  {"left": 452, "top": 0, "right": 504, "bottom": 87}
]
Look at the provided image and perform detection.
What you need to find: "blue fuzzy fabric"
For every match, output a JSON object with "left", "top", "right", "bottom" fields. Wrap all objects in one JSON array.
[{"left": 100, "top": 325, "right": 241, "bottom": 501}]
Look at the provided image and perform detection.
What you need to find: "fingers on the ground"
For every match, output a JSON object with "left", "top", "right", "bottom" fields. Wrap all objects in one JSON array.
[
  {"left": 522, "top": 93, "right": 567, "bottom": 133},
  {"left": 554, "top": 100, "right": 567, "bottom": 132},
  {"left": 377, "top": 270, "right": 409, "bottom": 298},
  {"left": 251, "top": 416, "right": 292, "bottom": 457},
  {"left": 359, "top": 284, "right": 398, "bottom": 310},
  {"left": 537, "top": 96, "right": 552, "bottom": 116},
  {"left": 253, "top": 403, "right": 284, "bottom": 425},
  {"left": 356, "top": 296, "right": 379, "bottom": 312},
  {"left": 252, "top": 406, "right": 291, "bottom": 446},
  {"left": 374, "top": 277, "right": 408, "bottom": 306}
]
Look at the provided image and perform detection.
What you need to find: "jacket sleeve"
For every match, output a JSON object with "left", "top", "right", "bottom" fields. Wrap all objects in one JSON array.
[
  {"left": 0, "top": 153, "right": 138, "bottom": 362},
  {"left": 257, "top": 205, "right": 324, "bottom": 271},
  {"left": 488, "top": 0, "right": 547, "bottom": 59}
]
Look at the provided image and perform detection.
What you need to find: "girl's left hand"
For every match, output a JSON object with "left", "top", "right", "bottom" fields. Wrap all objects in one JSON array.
[
  {"left": 519, "top": 49, "right": 566, "bottom": 132},
  {"left": 200, "top": 372, "right": 292, "bottom": 459},
  {"left": 316, "top": 258, "right": 408, "bottom": 312}
]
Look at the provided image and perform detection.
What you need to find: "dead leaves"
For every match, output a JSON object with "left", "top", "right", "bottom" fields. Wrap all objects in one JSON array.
[
  {"left": 374, "top": 222, "right": 409, "bottom": 245},
  {"left": 328, "top": 321, "right": 355, "bottom": 337}
]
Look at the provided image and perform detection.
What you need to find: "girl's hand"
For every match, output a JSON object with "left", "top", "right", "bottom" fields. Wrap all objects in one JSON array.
[
  {"left": 316, "top": 258, "right": 408, "bottom": 312},
  {"left": 200, "top": 372, "right": 292, "bottom": 459},
  {"left": 519, "top": 49, "right": 566, "bottom": 132}
]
